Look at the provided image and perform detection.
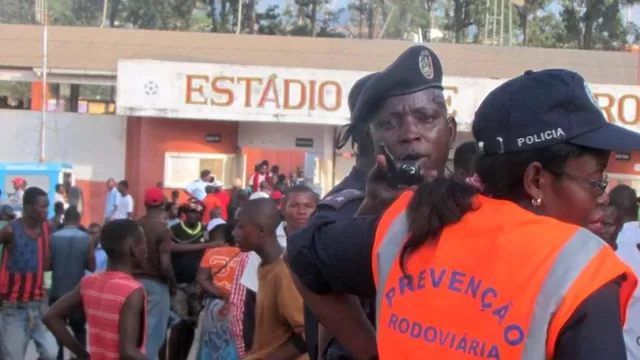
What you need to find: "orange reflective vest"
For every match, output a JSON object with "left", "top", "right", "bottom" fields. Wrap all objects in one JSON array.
[{"left": 372, "top": 191, "right": 637, "bottom": 359}]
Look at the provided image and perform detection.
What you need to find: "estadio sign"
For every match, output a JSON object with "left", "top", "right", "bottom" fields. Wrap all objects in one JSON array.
[{"left": 116, "top": 59, "right": 640, "bottom": 132}]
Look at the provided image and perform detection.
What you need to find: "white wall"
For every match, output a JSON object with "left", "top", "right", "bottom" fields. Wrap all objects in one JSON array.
[
  {"left": 0, "top": 109, "right": 126, "bottom": 181},
  {"left": 237, "top": 122, "right": 332, "bottom": 153}
]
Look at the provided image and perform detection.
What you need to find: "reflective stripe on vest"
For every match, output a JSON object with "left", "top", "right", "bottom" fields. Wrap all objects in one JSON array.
[{"left": 375, "top": 210, "right": 605, "bottom": 359}]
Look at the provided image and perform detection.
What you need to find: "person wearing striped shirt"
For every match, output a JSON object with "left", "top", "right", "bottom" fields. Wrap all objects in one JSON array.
[
  {"left": 0, "top": 187, "right": 57, "bottom": 360},
  {"left": 44, "top": 219, "right": 148, "bottom": 360}
]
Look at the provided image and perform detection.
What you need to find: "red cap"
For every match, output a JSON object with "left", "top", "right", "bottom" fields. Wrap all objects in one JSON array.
[
  {"left": 144, "top": 187, "right": 165, "bottom": 206},
  {"left": 271, "top": 191, "right": 283, "bottom": 200},
  {"left": 12, "top": 177, "right": 25, "bottom": 187}
]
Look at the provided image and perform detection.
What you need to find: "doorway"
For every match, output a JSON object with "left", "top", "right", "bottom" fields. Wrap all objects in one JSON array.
[{"left": 242, "top": 147, "right": 321, "bottom": 190}]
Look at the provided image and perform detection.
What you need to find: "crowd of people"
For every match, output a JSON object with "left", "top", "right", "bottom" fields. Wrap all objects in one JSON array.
[
  {"left": 3, "top": 44, "right": 640, "bottom": 360},
  {"left": 0, "top": 177, "right": 319, "bottom": 360}
]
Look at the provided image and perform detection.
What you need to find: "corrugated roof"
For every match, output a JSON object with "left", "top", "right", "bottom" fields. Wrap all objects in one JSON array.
[{"left": 0, "top": 23, "right": 638, "bottom": 84}]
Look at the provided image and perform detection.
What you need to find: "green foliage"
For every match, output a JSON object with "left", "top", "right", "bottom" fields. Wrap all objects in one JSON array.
[
  {"left": 1, "top": 0, "right": 638, "bottom": 49},
  {"left": 442, "top": 0, "right": 486, "bottom": 43},
  {"left": 559, "top": 0, "right": 628, "bottom": 49},
  {"left": 0, "top": 0, "right": 37, "bottom": 24},
  {"left": 257, "top": 5, "right": 286, "bottom": 34},
  {"left": 526, "top": 12, "right": 566, "bottom": 48}
]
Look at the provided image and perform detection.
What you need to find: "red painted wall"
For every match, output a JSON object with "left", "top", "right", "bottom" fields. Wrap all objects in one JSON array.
[
  {"left": 76, "top": 179, "right": 106, "bottom": 226},
  {"left": 608, "top": 151, "right": 640, "bottom": 175},
  {"left": 125, "top": 117, "right": 239, "bottom": 218}
]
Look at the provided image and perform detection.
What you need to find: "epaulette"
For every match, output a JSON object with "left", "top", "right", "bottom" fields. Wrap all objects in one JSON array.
[{"left": 319, "top": 189, "right": 365, "bottom": 210}]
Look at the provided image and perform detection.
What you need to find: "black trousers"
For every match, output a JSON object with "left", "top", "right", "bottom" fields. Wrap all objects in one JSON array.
[{"left": 49, "top": 296, "right": 87, "bottom": 360}]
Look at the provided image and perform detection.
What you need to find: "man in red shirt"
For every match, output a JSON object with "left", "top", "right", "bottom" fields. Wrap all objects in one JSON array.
[
  {"left": 202, "top": 186, "right": 223, "bottom": 225},
  {"left": 211, "top": 182, "right": 230, "bottom": 221}
]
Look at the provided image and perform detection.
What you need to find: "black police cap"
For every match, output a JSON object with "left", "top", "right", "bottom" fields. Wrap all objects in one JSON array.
[
  {"left": 352, "top": 45, "right": 444, "bottom": 125},
  {"left": 474, "top": 69, "right": 640, "bottom": 154}
]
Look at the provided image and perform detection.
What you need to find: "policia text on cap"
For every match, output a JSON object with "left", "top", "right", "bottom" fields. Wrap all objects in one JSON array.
[{"left": 287, "top": 52, "right": 640, "bottom": 360}]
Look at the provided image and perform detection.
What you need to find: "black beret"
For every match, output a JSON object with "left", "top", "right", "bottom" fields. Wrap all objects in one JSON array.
[{"left": 352, "top": 45, "right": 444, "bottom": 125}]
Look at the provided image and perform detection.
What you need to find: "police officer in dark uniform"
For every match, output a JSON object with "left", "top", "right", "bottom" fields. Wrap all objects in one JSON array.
[
  {"left": 288, "top": 45, "right": 454, "bottom": 360},
  {"left": 302, "top": 71, "right": 376, "bottom": 360}
]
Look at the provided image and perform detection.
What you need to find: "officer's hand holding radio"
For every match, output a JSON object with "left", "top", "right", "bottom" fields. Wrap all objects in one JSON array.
[{"left": 356, "top": 143, "right": 435, "bottom": 216}]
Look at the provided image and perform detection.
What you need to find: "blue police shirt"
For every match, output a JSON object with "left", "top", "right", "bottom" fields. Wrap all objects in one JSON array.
[{"left": 289, "top": 166, "right": 367, "bottom": 360}]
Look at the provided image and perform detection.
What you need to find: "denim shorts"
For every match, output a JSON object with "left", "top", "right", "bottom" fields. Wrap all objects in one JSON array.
[
  {"left": 139, "top": 278, "right": 171, "bottom": 360},
  {"left": 0, "top": 299, "right": 58, "bottom": 360}
]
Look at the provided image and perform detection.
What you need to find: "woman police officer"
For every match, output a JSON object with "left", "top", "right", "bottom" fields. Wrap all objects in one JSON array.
[{"left": 288, "top": 69, "right": 640, "bottom": 360}]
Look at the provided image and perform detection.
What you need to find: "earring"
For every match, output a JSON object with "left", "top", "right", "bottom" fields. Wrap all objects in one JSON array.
[{"left": 531, "top": 198, "right": 542, "bottom": 207}]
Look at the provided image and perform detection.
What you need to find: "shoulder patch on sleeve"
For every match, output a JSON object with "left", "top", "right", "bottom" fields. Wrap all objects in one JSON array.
[{"left": 319, "top": 189, "right": 365, "bottom": 210}]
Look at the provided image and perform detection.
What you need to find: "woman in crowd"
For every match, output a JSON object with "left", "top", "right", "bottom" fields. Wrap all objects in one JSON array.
[{"left": 196, "top": 221, "right": 242, "bottom": 359}]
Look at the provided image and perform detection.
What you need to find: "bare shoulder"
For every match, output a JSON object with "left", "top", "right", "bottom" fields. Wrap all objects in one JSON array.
[{"left": 138, "top": 218, "right": 172, "bottom": 242}]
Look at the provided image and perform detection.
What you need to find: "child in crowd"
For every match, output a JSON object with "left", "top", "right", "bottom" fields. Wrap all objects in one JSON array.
[
  {"left": 233, "top": 198, "right": 308, "bottom": 360},
  {"left": 44, "top": 219, "right": 148, "bottom": 360},
  {"left": 229, "top": 186, "right": 317, "bottom": 357}
]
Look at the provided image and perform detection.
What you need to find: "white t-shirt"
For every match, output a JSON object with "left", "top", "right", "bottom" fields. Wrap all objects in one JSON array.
[
  {"left": 241, "top": 222, "right": 287, "bottom": 292},
  {"left": 185, "top": 179, "right": 212, "bottom": 201},
  {"left": 113, "top": 194, "right": 134, "bottom": 219},
  {"left": 616, "top": 222, "right": 640, "bottom": 360},
  {"left": 249, "top": 191, "right": 270, "bottom": 200},
  {"left": 619, "top": 222, "right": 640, "bottom": 249},
  {"left": 54, "top": 193, "right": 69, "bottom": 209}
]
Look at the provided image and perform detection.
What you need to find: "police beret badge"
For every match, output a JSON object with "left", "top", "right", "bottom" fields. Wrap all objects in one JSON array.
[{"left": 418, "top": 50, "right": 434, "bottom": 79}]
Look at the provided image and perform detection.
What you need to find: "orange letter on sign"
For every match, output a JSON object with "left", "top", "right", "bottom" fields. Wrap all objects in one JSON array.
[
  {"left": 258, "top": 76, "right": 281, "bottom": 108},
  {"left": 617, "top": 94, "right": 640, "bottom": 126},
  {"left": 595, "top": 93, "right": 615, "bottom": 123},
  {"left": 185, "top": 75, "right": 209, "bottom": 105},
  {"left": 283, "top": 79, "right": 306, "bottom": 110},
  {"left": 237, "top": 77, "right": 263, "bottom": 107},
  {"left": 211, "top": 76, "right": 235, "bottom": 107},
  {"left": 308, "top": 80, "right": 317, "bottom": 110},
  {"left": 317, "top": 81, "right": 342, "bottom": 111}
]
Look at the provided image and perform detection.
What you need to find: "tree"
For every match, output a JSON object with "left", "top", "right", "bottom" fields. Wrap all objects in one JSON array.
[
  {"left": 628, "top": 21, "right": 640, "bottom": 43},
  {"left": 347, "top": 0, "right": 368, "bottom": 38},
  {"left": 560, "top": 0, "right": 629, "bottom": 49},
  {"left": 525, "top": 12, "right": 566, "bottom": 48},
  {"left": 513, "top": 0, "right": 551, "bottom": 46},
  {"left": 378, "top": 0, "right": 417, "bottom": 40},
  {"left": 69, "top": 0, "right": 104, "bottom": 25},
  {"left": 287, "top": 0, "right": 343, "bottom": 37},
  {"left": 256, "top": 5, "right": 286, "bottom": 34},
  {"left": 103, "top": 0, "right": 198, "bottom": 30},
  {"left": 443, "top": 0, "right": 484, "bottom": 43},
  {"left": 0, "top": 0, "right": 36, "bottom": 24}
]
